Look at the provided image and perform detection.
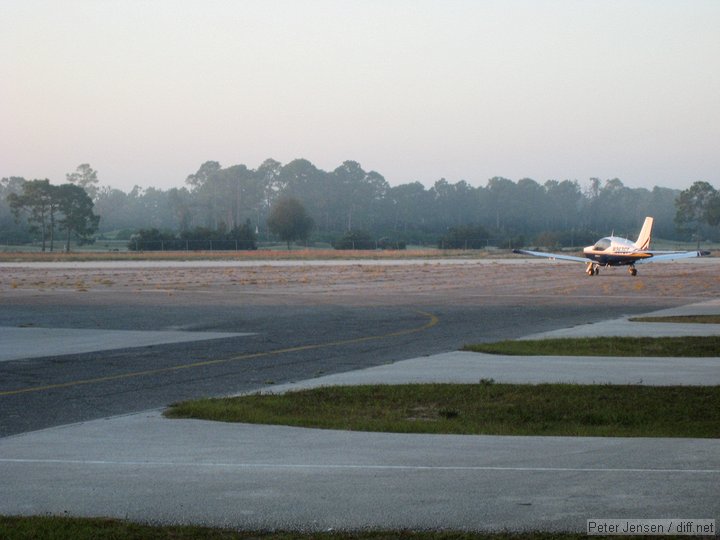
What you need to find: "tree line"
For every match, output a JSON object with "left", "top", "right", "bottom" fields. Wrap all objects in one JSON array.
[
  {"left": 4, "top": 178, "right": 99, "bottom": 251},
  {"left": 2, "top": 159, "right": 719, "bottom": 250}
]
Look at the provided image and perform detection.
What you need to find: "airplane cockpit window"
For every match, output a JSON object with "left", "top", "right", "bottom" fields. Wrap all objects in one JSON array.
[{"left": 593, "top": 238, "right": 612, "bottom": 250}]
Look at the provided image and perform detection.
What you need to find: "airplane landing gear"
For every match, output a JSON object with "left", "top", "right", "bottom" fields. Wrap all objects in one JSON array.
[
  {"left": 586, "top": 262, "right": 599, "bottom": 276},
  {"left": 629, "top": 266, "right": 637, "bottom": 276}
]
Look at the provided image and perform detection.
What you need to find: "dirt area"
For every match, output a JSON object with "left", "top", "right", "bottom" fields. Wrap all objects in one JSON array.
[{"left": 1, "top": 258, "right": 719, "bottom": 307}]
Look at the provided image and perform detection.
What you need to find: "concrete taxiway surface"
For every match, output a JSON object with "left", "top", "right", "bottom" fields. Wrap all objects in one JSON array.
[
  {"left": 0, "top": 327, "right": 253, "bottom": 362},
  {"left": 260, "top": 352, "right": 720, "bottom": 390},
  {"left": 264, "top": 300, "right": 720, "bottom": 392},
  {"left": 1, "top": 300, "right": 719, "bottom": 531},
  {"left": 1, "top": 411, "right": 717, "bottom": 532}
]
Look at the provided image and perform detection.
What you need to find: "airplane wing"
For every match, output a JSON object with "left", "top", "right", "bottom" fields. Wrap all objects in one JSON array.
[
  {"left": 636, "top": 250, "right": 711, "bottom": 264},
  {"left": 512, "top": 249, "right": 588, "bottom": 263}
]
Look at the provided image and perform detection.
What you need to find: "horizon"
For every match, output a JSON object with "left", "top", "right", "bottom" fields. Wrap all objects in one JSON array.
[{"left": 3, "top": 1, "right": 719, "bottom": 193}]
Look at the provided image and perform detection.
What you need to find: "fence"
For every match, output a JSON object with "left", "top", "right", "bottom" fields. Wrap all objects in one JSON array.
[{"left": 127, "top": 239, "right": 257, "bottom": 251}]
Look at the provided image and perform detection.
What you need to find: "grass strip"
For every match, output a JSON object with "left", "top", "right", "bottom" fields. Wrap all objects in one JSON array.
[
  {"left": 462, "top": 336, "right": 720, "bottom": 357},
  {"left": 0, "top": 516, "right": 619, "bottom": 540},
  {"left": 165, "top": 383, "right": 720, "bottom": 438},
  {"left": 0, "top": 249, "right": 489, "bottom": 263},
  {"left": 630, "top": 315, "right": 720, "bottom": 324}
]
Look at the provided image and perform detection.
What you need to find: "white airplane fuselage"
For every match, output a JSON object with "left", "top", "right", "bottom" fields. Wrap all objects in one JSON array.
[{"left": 582, "top": 236, "right": 652, "bottom": 267}]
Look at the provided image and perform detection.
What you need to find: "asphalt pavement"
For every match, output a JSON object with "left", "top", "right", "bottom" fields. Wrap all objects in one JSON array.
[{"left": 1, "top": 299, "right": 719, "bottom": 532}]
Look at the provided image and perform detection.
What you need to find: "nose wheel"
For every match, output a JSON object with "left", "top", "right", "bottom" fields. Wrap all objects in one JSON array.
[{"left": 629, "top": 266, "right": 637, "bottom": 276}]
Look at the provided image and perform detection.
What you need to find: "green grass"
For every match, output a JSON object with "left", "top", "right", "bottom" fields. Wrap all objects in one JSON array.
[
  {"left": 462, "top": 336, "right": 720, "bottom": 357},
  {"left": 630, "top": 315, "right": 720, "bottom": 324},
  {"left": 0, "top": 516, "right": 693, "bottom": 540},
  {"left": 165, "top": 383, "right": 720, "bottom": 438},
  {"left": 0, "top": 515, "right": 246, "bottom": 540}
]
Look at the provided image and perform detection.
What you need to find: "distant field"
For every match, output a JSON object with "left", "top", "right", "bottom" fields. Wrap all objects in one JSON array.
[
  {"left": 0, "top": 248, "right": 506, "bottom": 262},
  {"left": 2, "top": 235, "right": 716, "bottom": 261}
]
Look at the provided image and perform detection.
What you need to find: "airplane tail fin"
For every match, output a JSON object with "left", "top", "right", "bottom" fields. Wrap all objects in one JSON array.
[{"left": 634, "top": 217, "right": 654, "bottom": 250}]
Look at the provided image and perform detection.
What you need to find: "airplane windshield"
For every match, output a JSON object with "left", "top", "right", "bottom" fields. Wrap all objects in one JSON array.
[{"left": 593, "top": 238, "right": 612, "bottom": 250}]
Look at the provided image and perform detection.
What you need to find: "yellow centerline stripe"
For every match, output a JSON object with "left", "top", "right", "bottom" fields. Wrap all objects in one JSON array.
[{"left": 0, "top": 311, "right": 439, "bottom": 397}]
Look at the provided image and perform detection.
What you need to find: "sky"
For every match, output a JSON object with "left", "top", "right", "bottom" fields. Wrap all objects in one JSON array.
[{"left": 2, "top": 0, "right": 719, "bottom": 193}]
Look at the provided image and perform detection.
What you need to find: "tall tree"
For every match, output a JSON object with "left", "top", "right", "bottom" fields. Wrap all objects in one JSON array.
[
  {"left": 1, "top": 177, "right": 31, "bottom": 243},
  {"left": 214, "top": 164, "right": 259, "bottom": 230},
  {"left": 387, "top": 182, "right": 430, "bottom": 233},
  {"left": 591, "top": 179, "right": 635, "bottom": 235},
  {"left": 515, "top": 178, "right": 545, "bottom": 234},
  {"left": 255, "top": 158, "right": 284, "bottom": 239},
  {"left": 675, "top": 181, "right": 718, "bottom": 241},
  {"left": 66, "top": 164, "right": 100, "bottom": 200},
  {"left": 55, "top": 184, "right": 100, "bottom": 251},
  {"left": 7, "top": 179, "right": 58, "bottom": 251},
  {"left": 706, "top": 191, "right": 720, "bottom": 228},
  {"left": 544, "top": 180, "right": 582, "bottom": 230},
  {"left": 330, "top": 161, "right": 389, "bottom": 231},
  {"left": 484, "top": 177, "right": 517, "bottom": 230},
  {"left": 429, "top": 179, "right": 479, "bottom": 230},
  {"left": 647, "top": 186, "right": 680, "bottom": 239},
  {"left": 267, "top": 197, "right": 314, "bottom": 250},
  {"left": 186, "top": 161, "right": 222, "bottom": 228},
  {"left": 185, "top": 161, "right": 221, "bottom": 189}
]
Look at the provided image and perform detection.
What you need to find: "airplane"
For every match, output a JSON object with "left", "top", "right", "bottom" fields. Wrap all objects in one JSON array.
[{"left": 513, "top": 217, "right": 710, "bottom": 276}]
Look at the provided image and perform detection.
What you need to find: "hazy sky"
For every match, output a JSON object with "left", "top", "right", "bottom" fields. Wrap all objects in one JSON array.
[{"left": 2, "top": 0, "right": 719, "bottom": 192}]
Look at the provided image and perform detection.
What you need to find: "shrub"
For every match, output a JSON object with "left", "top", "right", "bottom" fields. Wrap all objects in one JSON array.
[
  {"left": 377, "top": 237, "right": 406, "bottom": 250},
  {"left": 128, "top": 222, "right": 257, "bottom": 251},
  {"left": 439, "top": 225, "right": 489, "bottom": 249},
  {"left": 333, "top": 230, "right": 376, "bottom": 250}
]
